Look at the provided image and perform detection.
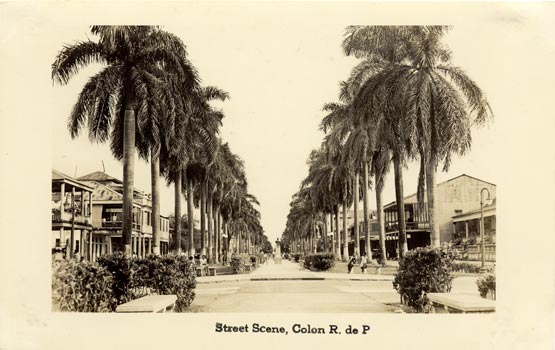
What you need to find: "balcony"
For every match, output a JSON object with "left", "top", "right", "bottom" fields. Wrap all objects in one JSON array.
[
  {"left": 52, "top": 209, "right": 91, "bottom": 225},
  {"left": 385, "top": 220, "right": 430, "bottom": 233},
  {"left": 101, "top": 220, "right": 142, "bottom": 231}
]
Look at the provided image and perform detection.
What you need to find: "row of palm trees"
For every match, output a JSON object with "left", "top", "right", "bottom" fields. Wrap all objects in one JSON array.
[
  {"left": 281, "top": 26, "right": 492, "bottom": 262},
  {"left": 52, "top": 25, "right": 270, "bottom": 262}
]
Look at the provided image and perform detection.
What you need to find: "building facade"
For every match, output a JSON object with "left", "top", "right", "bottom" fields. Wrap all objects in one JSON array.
[
  {"left": 51, "top": 169, "right": 170, "bottom": 261},
  {"left": 51, "top": 169, "right": 94, "bottom": 259},
  {"left": 383, "top": 174, "right": 496, "bottom": 258}
]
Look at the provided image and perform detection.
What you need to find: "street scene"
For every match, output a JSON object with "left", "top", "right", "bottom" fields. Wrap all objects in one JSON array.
[
  {"left": 49, "top": 24, "right": 497, "bottom": 314},
  {"left": 190, "top": 259, "right": 488, "bottom": 313}
]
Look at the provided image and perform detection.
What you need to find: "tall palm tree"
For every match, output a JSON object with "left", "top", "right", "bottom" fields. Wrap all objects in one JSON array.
[
  {"left": 343, "top": 26, "right": 419, "bottom": 257},
  {"left": 52, "top": 25, "right": 195, "bottom": 256},
  {"left": 346, "top": 26, "right": 493, "bottom": 248}
]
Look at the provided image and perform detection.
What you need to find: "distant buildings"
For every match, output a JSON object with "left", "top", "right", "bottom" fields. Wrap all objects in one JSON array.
[
  {"left": 51, "top": 169, "right": 170, "bottom": 261},
  {"left": 338, "top": 174, "right": 496, "bottom": 260}
]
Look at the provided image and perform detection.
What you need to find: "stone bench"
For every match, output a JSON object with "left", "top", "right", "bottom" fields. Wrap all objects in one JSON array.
[
  {"left": 116, "top": 295, "right": 177, "bottom": 313},
  {"left": 427, "top": 293, "right": 495, "bottom": 313}
]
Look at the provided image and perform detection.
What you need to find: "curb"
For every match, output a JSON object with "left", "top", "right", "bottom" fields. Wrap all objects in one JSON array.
[{"left": 197, "top": 275, "right": 394, "bottom": 284}]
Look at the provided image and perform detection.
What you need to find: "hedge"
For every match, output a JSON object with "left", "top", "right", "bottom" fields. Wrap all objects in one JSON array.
[
  {"left": 303, "top": 253, "right": 336, "bottom": 271},
  {"left": 230, "top": 254, "right": 252, "bottom": 274},
  {"left": 52, "top": 260, "right": 114, "bottom": 312},
  {"left": 53, "top": 253, "right": 197, "bottom": 312}
]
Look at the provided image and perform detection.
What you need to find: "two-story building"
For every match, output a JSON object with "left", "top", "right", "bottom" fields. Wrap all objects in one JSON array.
[
  {"left": 383, "top": 174, "right": 496, "bottom": 258},
  {"left": 52, "top": 169, "right": 95, "bottom": 259},
  {"left": 77, "top": 171, "right": 170, "bottom": 261}
]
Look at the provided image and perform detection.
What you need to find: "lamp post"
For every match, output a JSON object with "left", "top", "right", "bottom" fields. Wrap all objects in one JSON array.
[{"left": 480, "top": 188, "right": 492, "bottom": 271}]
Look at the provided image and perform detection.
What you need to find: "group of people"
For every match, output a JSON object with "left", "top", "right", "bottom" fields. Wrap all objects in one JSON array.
[
  {"left": 347, "top": 253, "right": 371, "bottom": 274},
  {"left": 189, "top": 255, "right": 209, "bottom": 276}
]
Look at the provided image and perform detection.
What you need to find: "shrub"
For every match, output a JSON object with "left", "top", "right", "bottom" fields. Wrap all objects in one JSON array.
[
  {"left": 303, "top": 253, "right": 336, "bottom": 271},
  {"left": 451, "top": 262, "right": 481, "bottom": 273},
  {"left": 52, "top": 255, "right": 192, "bottom": 313},
  {"left": 97, "top": 253, "right": 136, "bottom": 307},
  {"left": 230, "top": 254, "right": 251, "bottom": 274},
  {"left": 392, "top": 247, "right": 455, "bottom": 311},
  {"left": 133, "top": 254, "right": 197, "bottom": 311},
  {"left": 291, "top": 253, "right": 303, "bottom": 263},
  {"left": 52, "top": 260, "right": 114, "bottom": 312},
  {"left": 476, "top": 274, "right": 496, "bottom": 299}
]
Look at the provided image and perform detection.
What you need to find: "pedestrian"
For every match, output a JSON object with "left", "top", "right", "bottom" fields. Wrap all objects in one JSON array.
[
  {"left": 200, "top": 255, "right": 208, "bottom": 276},
  {"left": 347, "top": 255, "right": 357, "bottom": 274},
  {"left": 187, "top": 256, "right": 197, "bottom": 275},
  {"left": 360, "top": 253, "right": 368, "bottom": 274}
]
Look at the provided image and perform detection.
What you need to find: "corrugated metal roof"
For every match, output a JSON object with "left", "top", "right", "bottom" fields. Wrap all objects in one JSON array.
[{"left": 78, "top": 171, "right": 123, "bottom": 184}]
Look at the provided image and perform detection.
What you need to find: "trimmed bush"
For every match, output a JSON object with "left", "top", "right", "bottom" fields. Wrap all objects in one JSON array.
[
  {"left": 97, "top": 253, "right": 136, "bottom": 307},
  {"left": 392, "top": 247, "right": 454, "bottom": 311},
  {"left": 291, "top": 253, "right": 303, "bottom": 263},
  {"left": 476, "top": 274, "right": 496, "bottom": 299},
  {"left": 230, "top": 254, "right": 251, "bottom": 274},
  {"left": 52, "top": 260, "right": 114, "bottom": 312},
  {"left": 303, "top": 253, "right": 336, "bottom": 271},
  {"left": 54, "top": 253, "right": 197, "bottom": 312},
  {"left": 133, "top": 254, "right": 197, "bottom": 311}
]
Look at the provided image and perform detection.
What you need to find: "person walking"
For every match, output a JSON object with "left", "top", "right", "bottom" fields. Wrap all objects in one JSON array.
[
  {"left": 347, "top": 255, "right": 357, "bottom": 274},
  {"left": 360, "top": 253, "right": 368, "bottom": 274},
  {"left": 200, "top": 255, "right": 208, "bottom": 276}
]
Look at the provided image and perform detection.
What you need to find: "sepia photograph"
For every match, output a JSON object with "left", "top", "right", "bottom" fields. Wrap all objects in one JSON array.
[
  {"left": 1, "top": 1, "right": 554, "bottom": 349},
  {"left": 49, "top": 24, "right": 497, "bottom": 315}
]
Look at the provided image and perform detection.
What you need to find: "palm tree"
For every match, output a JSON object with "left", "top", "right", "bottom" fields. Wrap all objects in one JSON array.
[
  {"left": 346, "top": 26, "right": 493, "bottom": 248},
  {"left": 52, "top": 25, "right": 195, "bottom": 256},
  {"left": 343, "top": 26, "right": 420, "bottom": 257}
]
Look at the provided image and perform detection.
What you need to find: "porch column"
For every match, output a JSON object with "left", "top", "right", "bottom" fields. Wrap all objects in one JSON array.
[
  {"left": 60, "top": 227, "right": 64, "bottom": 249},
  {"left": 60, "top": 183, "right": 65, "bottom": 217},
  {"left": 88, "top": 231, "right": 93, "bottom": 261},
  {"left": 89, "top": 191, "right": 93, "bottom": 220},
  {"left": 70, "top": 186, "right": 75, "bottom": 258},
  {"left": 81, "top": 190, "right": 85, "bottom": 218},
  {"left": 465, "top": 221, "right": 469, "bottom": 239}
]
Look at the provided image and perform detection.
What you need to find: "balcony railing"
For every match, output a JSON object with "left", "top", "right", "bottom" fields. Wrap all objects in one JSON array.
[
  {"left": 52, "top": 209, "right": 90, "bottom": 225},
  {"left": 101, "top": 220, "right": 142, "bottom": 231},
  {"left": 385, "top": 221, "right": 430, "bottom": 233}
]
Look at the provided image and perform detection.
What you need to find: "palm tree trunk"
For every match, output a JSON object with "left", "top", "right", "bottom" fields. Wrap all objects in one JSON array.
[
  {"left": 342, "top": 203, "right": 348, "bottom": 261},
  {"left": 323, "top": 213, "right": 328, "bottom": 252},
  {"left": 353, "top": 172, "right": 360, "bottom": 257},
  {"left": 151, "top": 151, "right": 160, "bottom": 255},
  {"left": 187, "top": 178, "right": 194, "bottom": 257},
  {"left": 393, "top": 152, "right": 408, "bottom": 258},
  {"left": 426, "top": 157, "right": 440, "bottom": 247},
  {"left": 335, "top": 205, "right": 340, "bottom": 258},
  {"left": 329, "top": 212, "right": 334, "bottom": 254},
  {"left": 375, "top": 174, "right": 387, "bottom": 265},
  {"left": 363, "top": 161, "right": 370, "bottom": 257},
  {"left": 122, "top": 104, "right": 136, "bottom": 257},
  {"left": 174, "top": 170, "right": 182, "bottom": 254},
  {"left": 200, "top": 185, "right": 206, "bottom": 257},
  {"left": 207, "top": 191, "right": 213, "bottom": 263},
  {"left": 215, "top": 205, "right": 221, "bottom": 263}
]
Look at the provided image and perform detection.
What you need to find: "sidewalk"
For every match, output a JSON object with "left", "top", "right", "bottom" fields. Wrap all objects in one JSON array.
[{"left": 196, "top": 259, "right": 394, "bottom": 284}]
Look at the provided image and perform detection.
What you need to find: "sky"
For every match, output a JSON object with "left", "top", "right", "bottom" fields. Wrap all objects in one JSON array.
[{"left": 42, "top": 3, "right": 546, "bottom": 243}]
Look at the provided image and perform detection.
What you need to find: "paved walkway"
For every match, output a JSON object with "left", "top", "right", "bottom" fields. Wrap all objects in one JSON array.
[
  {"left": 190, "top": 260, "right": 483, "bottom": 312},
  {"left": 196, "top": 259, "right": 394, "bottom": 284}
]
